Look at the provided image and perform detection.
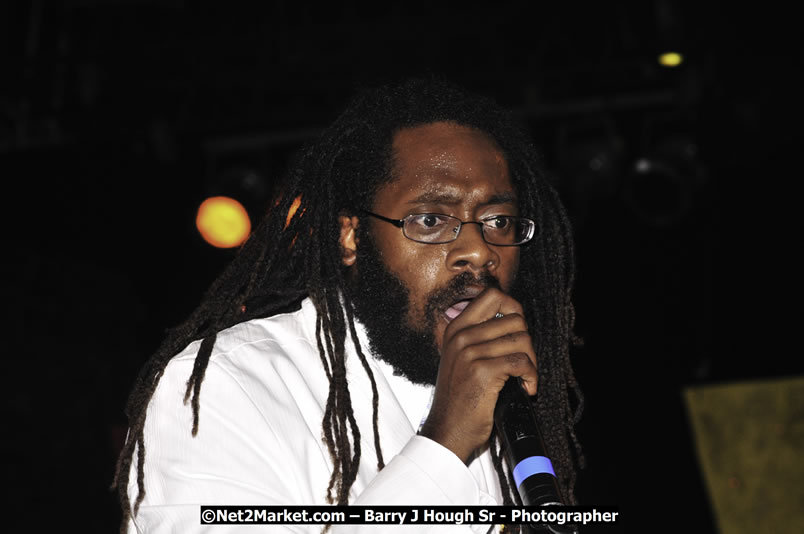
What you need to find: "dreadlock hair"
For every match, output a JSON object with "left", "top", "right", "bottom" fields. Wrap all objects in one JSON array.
[{"left": 113, "top": 77, "right": 584, "bottom": 534}]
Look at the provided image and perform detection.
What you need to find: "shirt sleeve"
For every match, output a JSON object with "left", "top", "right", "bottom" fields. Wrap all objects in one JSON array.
[{"left": 331, "top": 437, "right": 499, "bottom": 533}]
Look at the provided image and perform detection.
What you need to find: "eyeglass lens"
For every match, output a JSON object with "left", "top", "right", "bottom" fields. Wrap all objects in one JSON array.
[{"left": 402, "top": 214, "right": 533, "bottom": 245}]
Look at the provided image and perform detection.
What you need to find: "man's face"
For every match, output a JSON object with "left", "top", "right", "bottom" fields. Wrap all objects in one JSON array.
[{"left": 347, "top": 121, "right": 521, "bottom": 384}]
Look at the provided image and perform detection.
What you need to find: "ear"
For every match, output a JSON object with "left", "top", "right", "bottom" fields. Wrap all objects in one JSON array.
[{"left": 338, "top": 215, "right": 359, "bottom": 266}]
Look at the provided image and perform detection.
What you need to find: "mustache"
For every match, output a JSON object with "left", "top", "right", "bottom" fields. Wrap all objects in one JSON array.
[{"left": 424, "top": 271, "right": 502, "bottom": 322}]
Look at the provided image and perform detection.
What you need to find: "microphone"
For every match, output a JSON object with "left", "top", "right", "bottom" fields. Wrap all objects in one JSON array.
[{"left": 494, "top": 377, "right": 579, "bottom": 534}]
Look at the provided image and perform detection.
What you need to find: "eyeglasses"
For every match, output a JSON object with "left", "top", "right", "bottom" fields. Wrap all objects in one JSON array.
[{"left": 361, "top": 210, "right": 537, "bottom": 246}]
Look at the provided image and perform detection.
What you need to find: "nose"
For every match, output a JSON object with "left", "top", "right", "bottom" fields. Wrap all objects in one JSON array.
[{"left": 446, "top": 222, "right": 500, "bottom": 275}]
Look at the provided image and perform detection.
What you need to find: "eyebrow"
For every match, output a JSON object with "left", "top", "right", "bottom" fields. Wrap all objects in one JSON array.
[{"left": 406, "top": 191, "right": 518, "bottom": 207}]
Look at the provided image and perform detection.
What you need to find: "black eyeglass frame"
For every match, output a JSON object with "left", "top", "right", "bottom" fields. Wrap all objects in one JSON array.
[{"left": 360, "top": 210, "right": 537, "bottom": 246}]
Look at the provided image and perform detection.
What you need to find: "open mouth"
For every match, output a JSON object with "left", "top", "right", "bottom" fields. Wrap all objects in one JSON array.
[
  {"left": 443, "top": 299, "right": 473, "bottom": 322},
  {"left": 428, "top": 274, "right": 500, "bottom": 327},
  {"left": 440, "top": 285, "right": 485, "bottom": 323}
]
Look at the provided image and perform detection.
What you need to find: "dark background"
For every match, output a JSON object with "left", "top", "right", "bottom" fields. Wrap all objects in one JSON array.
[{"left": 3, "top": 2, "right": 800, "bottom": 532}]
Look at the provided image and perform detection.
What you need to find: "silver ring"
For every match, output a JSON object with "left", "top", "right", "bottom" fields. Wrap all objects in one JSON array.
[{"left": 494, "top": 312, "right": 504, "bottom": 319}]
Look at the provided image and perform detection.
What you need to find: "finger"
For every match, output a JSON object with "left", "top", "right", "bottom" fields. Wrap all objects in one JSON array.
[
  {"left": 463, "top": 333, "right": 539, "bottom": 395},
  {"left": 498, "top": 352, "right": 539, "bottom": 396},
  {"left": 446, "top": 313, "right": 529, "bottom": 353},
  {"left": 462, "top": 331, "right": 537, "bottom": 366},
  {"left": 470, "top": 352, "right": 539, "bottom": 396}
]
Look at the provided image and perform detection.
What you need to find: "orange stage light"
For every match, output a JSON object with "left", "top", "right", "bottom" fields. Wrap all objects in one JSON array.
[
  {"left": 196, "top": 196, "right": 251, "bottom": 248},
  {"left": 284, "top": 194, "right": 303, "bottom": 230}
]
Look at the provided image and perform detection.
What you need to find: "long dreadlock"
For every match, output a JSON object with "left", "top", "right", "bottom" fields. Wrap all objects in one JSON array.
[{"left": 113, "top": 77, "right": 584, "bottom": 534}]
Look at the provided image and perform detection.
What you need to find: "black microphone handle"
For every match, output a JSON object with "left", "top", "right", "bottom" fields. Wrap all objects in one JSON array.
[{"left": 494, "top": 377, "right": 579, "bottom": 534}]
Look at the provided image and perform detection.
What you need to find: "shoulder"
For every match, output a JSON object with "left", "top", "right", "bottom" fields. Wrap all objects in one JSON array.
[
  {"left": 171, "top": 298, "right": 319, "bottom": 379},
  {"left": 129, "top": 300, "right": 336, "bottom": 516},
  {"left": 157, "top": 297, "right": 328, "bottom": 423},
  {"left": 139, "top": 298, "right": 330, "bottom": 470}
]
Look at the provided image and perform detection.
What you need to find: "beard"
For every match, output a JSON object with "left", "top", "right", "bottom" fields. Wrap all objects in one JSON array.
[{"left": 347, "top": 232, "right": 502, "bottom": 386}]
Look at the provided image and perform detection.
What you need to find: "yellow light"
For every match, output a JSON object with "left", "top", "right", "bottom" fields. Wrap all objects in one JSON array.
[
  {"left": 658, "top": 52, "right": 683, "bottom": 67},
  {"left": 196, "top": 196, "right": 251, "bottom": 248}
]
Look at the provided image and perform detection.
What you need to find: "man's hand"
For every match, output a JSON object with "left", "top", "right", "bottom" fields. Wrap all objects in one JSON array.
[{"left": 419, "top": 287, "right": 539, "bottom": 463}]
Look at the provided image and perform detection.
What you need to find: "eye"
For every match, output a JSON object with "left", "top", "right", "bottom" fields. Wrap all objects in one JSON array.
[
  {"left": 422, "top": 214, "right": 440, "bottom": 228},
  {"left": 490, "top": 216, "right": 510, "bottom": 229},
  {"left": 411, "top": 214, "right": 449, "bottom": 228}
]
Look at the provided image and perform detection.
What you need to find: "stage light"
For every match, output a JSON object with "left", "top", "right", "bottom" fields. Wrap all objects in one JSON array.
[
  {"left": 622, "top": 136, "right": 706, "bottom": 228},
  {"left": 196, "top": 196, "right": 251, "bottom": 248},
  {"left": 284, "top": 194, "right": 303, "bottom": 230},
  {"left": 658, "top": 52, "right": 684, "bottom": 67},
  {"left": 554, "top": 120, "right": 625, "bottom": 230}
]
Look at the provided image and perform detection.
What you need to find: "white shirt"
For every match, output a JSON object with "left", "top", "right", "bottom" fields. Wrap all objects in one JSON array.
[{"left": 128, "top": 297, "right": 503, "bottom": 533}]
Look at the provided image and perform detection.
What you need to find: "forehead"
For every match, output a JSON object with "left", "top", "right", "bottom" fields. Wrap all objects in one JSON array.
[{"left": 377, "top": 121, "right": 514, "bottom": 209}]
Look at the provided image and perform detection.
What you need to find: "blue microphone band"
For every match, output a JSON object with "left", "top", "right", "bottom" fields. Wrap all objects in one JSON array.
[{"left": 513, "top": 455, "right": 556, "bottom": 487}]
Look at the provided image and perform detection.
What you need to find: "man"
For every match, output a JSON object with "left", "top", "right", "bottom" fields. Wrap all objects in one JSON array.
[{"left": 114, "top": 78, "right": 584, "bottom": 533}]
